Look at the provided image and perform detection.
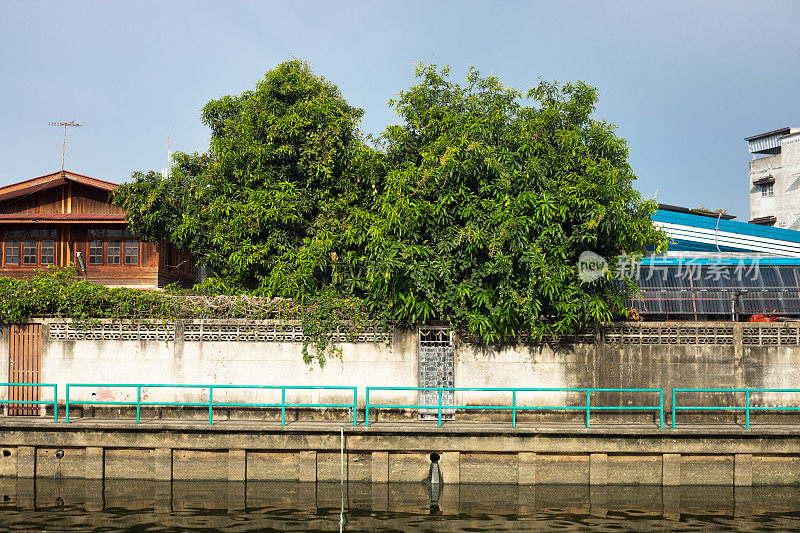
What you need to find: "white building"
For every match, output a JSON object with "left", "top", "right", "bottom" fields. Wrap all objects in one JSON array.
[{"left": 747, "top": 127, "right": 800, "bottom": 228}]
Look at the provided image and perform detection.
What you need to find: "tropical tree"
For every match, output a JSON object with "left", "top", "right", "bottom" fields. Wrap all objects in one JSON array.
[
  {"left": 360, "top": 65, "right": 665, "bottom": 340},
  {"left": 117, "top": 61, "right": 665, "bottom": 344},
  {"left": 115, "top": 59, "right": 380, "bottom": 297}
]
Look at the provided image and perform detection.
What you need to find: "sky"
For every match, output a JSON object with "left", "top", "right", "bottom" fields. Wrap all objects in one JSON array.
[{"left": 1, "top": 1, "right": 799, "bottom": 220}]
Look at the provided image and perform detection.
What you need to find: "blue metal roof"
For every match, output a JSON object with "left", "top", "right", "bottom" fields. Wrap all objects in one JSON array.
[{"left": 653, "top": 209, "right": 800, "bottom": 244}]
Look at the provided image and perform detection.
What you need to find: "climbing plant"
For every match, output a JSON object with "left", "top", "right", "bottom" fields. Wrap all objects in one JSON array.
[{"left": 0, "top": 268, "right": 382, "bottom": 366}]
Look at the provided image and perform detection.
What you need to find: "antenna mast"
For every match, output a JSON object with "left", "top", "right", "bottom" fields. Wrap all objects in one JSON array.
[{"left": 48, "top": 120, "right": 82, "bottom": 173}]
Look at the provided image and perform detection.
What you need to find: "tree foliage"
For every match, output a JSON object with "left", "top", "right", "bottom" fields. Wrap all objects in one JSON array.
[
  {"left": 115, "top": 61, "right": 665, "bottom": 345},
  {"left": 115, "top": 60, "right": 380, "bottom": 297},
  {"left": 362, "top": 66, "right": 665, "bottom": 340}
]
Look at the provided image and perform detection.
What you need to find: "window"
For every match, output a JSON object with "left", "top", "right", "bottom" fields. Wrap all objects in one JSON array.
[
  {"left": 5, "top": 239, "right": 19, "bottom": 265},
  {"left": 762, "top": 183, "right": 774, "bottom": 197},
  {"left": 125, "top": 241, "right": 139, "bottom": 265},
  {"left": 89, "top": 240, "right": 103, "bottom": 265},
  {"left": 40, "top": 240, "right": 55, "bottom": 265},
  {"left": 87, "top": 228, "right": 139, "bottom": 266},
  {"left": 3, "top": 228, "right": 57, "bottom": 266}
]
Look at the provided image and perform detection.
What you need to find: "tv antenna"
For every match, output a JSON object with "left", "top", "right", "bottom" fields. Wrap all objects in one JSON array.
[{"left": 49, "top": 120, "right": 82, "bottom": 172}]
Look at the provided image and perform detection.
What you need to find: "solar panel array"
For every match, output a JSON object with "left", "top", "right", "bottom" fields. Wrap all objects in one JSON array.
[{"left": 630, "top": 265, "right": 800, "bottom": 318}]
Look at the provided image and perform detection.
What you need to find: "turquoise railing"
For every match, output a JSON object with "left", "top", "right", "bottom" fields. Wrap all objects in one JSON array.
[
  {"left": 364, "top": 387, "right": 664, "bottom": 428},
  {"left": 65, "top": 384, "right": 358, "bottom": 425},
  {"left": 672, "top": 388, "right": 800, "bottom": 429},
  {"left": 0, "top": 383, "right": 58, "bottom": 422}
]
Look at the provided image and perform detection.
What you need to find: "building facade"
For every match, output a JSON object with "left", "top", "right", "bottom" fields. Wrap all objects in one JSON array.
[
  {"left": 747, "top": 127, "right": 800, "bottom": 228},
  {"left": 0, "top": 170, "right": 195, "bottom": 289}
]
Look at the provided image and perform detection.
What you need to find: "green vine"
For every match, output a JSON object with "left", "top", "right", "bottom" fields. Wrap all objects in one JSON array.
[{"left": 0, "top": 267, "right": 389, "bottom": 367}]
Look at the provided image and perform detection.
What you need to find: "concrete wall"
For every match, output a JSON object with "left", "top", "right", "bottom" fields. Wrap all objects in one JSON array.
[
  {"left": 3, "top": 422, "right": 800, "bottom": 485},
  {"left": 3, "top": 320, "right": 800, "bottom": 417}
]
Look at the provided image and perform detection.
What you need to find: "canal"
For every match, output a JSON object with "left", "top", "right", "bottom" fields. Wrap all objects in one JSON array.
[{"left": 1, "top": 479, "right": 800, "bottom": 531}]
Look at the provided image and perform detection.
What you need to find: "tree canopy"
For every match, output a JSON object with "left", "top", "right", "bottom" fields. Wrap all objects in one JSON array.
[{"left": 115, "top": 60, "right": 665, "bottom": 343}]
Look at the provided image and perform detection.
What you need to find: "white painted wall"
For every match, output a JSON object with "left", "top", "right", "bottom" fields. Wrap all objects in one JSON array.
[{"left": 750, "top": 132, "right": 800, "bottom": 228}]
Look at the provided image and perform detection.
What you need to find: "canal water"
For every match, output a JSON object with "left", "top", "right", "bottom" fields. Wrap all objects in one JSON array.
[{"left": 1, "top": 479, "right": 800, "bottom": 531}]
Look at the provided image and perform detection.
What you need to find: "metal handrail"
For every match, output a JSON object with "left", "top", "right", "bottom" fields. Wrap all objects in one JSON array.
[
  {"left": 0, "top": 382, "right": 58, "bottom": 422},
  {"left": 65, "top": 383, "right": 357, "bottom": 425},
  {"left": 672, "top": 388, "right": 800, "bottom": 429},
  {"left": 365, "top": 386, "right": 664, "bottom": 428}
]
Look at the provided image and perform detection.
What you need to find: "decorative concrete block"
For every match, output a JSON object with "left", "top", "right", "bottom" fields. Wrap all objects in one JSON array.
[
  {"left": 105, "top": 448, "right": 155, "bottom": 479},
  {"left": 461, "top": 453, "right": 517, "bottom": 484},
  {"left": 590, "top": 453, "right": 608, "bottom": 486},
  {"left": 662, "top": 453, "right": 681, "bottom": 486},
  {"left": 84, "top": 447, "right": 104, "bottom": 480},
  {"left": 16, "top": 446, "right": 35, "bottom": 478},
  {"left": 371, "top": 451, "right": 389, "bottom": 483},
  {"left": 298, "top": 451, "right": 316, "bottom": 483},
  {"left": 734, "top": 453, "right": 753, "bottom": 486},
  {"left": 518, "top": 452, "right": 537, "bottom": 485},
  {"left": 153, "top": 448, "right": 172, "bottom": 482},
  {"left": 228, "top": 449, "right": 246, "bottom": 482}
]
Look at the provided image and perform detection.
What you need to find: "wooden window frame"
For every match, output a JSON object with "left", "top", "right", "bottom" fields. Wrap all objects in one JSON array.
[
  {"left": 2, "top": 228, "right": 59, "bottom": 267},
  {"left": 87, "top": 227, "right": 140, "bottom": 267}
]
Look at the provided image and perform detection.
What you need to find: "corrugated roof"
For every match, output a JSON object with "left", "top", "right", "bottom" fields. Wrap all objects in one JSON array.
[{"left": 0, "top": 213, "right": 126, "bottom": 221}]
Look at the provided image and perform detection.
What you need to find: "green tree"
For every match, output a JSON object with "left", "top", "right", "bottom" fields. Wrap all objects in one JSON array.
[
  {"left": 115, "top": 59, "right": 380, "bottom": 297},
  {"left": 116, "top": 61, "right": 665, "bottom": 345},
  {"left": 360, "top": 65, "right": 665, "bottom": 340}
]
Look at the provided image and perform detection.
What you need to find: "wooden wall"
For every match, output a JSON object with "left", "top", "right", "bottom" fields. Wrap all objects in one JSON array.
[{"left": 0, "top": 182, "right": 195, "bottom": 289}]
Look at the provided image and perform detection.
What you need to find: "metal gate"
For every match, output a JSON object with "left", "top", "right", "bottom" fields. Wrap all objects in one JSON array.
[
  {"left": 7, "top": 324, "right": 42, "bottom": 416},
  {"left": 418, "top": 327, "right": 455, "bottom": 421}
]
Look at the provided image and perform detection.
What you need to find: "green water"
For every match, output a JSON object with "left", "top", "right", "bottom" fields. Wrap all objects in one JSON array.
[{"left": 1, "top": 479, "right": 800, "bottom": 531}]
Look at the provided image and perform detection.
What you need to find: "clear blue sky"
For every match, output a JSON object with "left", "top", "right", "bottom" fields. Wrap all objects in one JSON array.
[{"left": 1, "top": 1, "right": 799, "bottom": 219}]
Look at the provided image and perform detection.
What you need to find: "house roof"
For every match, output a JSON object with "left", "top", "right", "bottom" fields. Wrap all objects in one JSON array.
[
  {"left": 0, "top": 213, "right": 126, "bottom": 223},
  {"left": 744, "top": 127, "right": 793, "bottom": 142},
  {"left": 0, "top": 170, "right": 118, "bottom": 204},
  {"left": 658, "top": 203, "right": 736, "bottom": 220}
]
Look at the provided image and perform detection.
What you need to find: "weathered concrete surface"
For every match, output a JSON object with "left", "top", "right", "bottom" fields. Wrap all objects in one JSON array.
[
  {"left": 3, "top": 419, "right": 800, "bottom": 485},
  {"left": 4, "top": 320, "right": 800, "bottom": 419}
]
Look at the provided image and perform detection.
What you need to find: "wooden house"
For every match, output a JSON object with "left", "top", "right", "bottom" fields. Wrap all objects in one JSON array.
[{"left": 0, "top": 170, "right": 195, "bottom": 289}]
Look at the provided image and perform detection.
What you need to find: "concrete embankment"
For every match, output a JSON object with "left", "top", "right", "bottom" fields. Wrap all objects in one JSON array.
[{"left": 2, "top": 419, "right": 800, "bottom": 486}]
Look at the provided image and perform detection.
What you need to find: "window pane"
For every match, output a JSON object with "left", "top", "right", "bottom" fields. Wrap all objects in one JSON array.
[
  {"left": 21, "top": 229, "right": 38, "bottom": 238},
  {"left": 23, "top": 241, "right": 37, "bottom": 264},
  {"left": 40, "top": 240, "right": 55, "bottom": 265},
  {"left": 5, "top": 229, "right": 22, "bottom": 238},
  {"left": 124, "top": 241, "right": 139, "bottom": 265},
  {"left": 107, "top": 229, "right": 123, "bottom": 238},
  {"left": 123, "top": 229, "right": 136, "bottom": 238},
  {"left": 5, "top": 240, "right": 19, "bottom": 265},
  {"left": 40, "top": 228, "right": 58, "bottom": 238},
  {"left": 89, "top": 240, "right": 103, "bottom": 265},
  {"left": 108, "top": 240, "right": 121, "bottom": 265},
  {"left": 88, "top": 228, "right": 105, "bottom": 238}
]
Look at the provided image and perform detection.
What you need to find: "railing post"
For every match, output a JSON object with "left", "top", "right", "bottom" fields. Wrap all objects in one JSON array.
[
  {"left": 438, "top": 388, "right": 443, "bottom": 428},
  {"left": 353, "top": 387, "right": 357, "bottom": 427},
  {"left": 53, "top": 384, "right": 58, "bottom": 423},
  {"left": 659, "top": 389, "right": 664, "bottom": 429},
  {"left": 208, "top": 386, "right": 213, "bottom": 425},
  {"left": 671, "top": 389, "right": 676, "bottom": 429},
  {"left": 365, "top": 388, "right": 370, "bottom": 427},
  {"left": 512, "top": 389, "right": 517, "bottom": 428},
  {"left": 136, "top": 386, "right": 141, "bottom": 424},
  {"left": 585, "top": 389, "right": 590, "bottom": 428},
  {"left": 65, "top": 384, "right": 70, "bottom": 423},
  {"left": 745, "top": 389, "right": 750, "bottom": 429},
  {"left": 281, "top": 387, "right": 286, "bottom": 426}
]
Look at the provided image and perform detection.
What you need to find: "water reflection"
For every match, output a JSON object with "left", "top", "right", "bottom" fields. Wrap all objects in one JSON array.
[{"left": 0, "top": 478, "right": 799, "bottom": 531}]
